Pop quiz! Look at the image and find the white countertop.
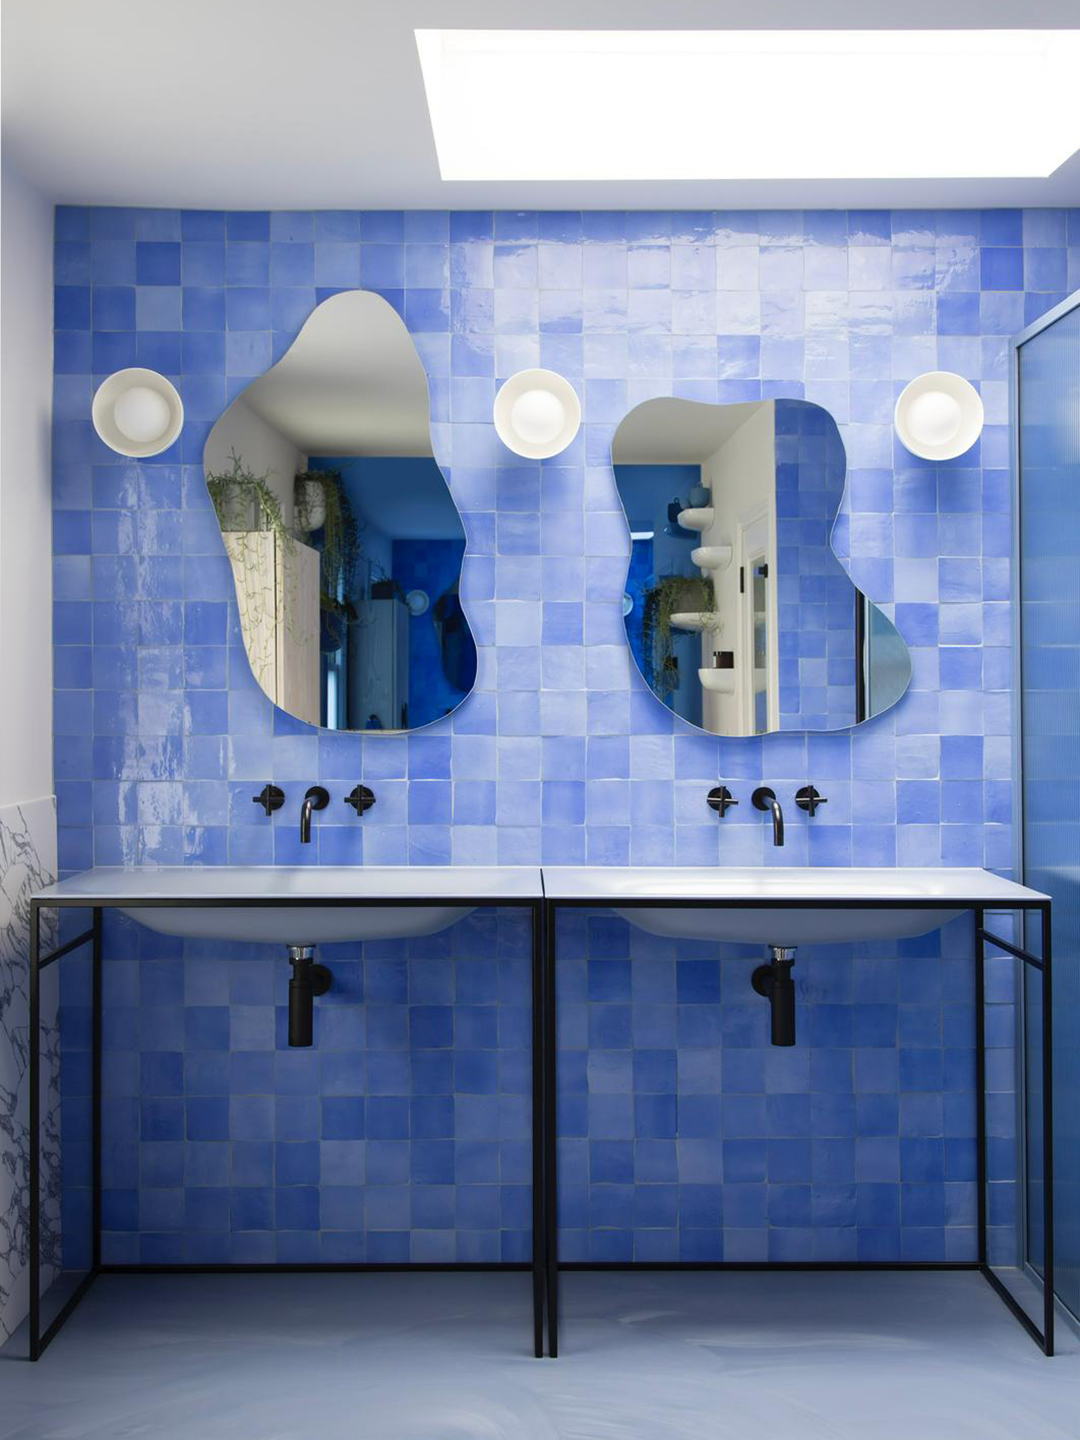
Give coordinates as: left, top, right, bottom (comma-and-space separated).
540, 866, 1049, 906
34, 865, 544, 904
34, 864, 1047, 908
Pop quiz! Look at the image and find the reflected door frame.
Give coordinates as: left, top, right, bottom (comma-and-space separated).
736, 504, 779, 735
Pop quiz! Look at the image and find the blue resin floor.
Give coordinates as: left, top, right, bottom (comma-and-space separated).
2, 1271, 1076, 1439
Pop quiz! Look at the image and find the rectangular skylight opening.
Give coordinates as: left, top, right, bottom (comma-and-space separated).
415, 29, 1080, 181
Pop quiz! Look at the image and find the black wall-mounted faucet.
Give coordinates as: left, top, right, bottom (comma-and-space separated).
300, 785, 329, 843
752, 786, 784, 847
795, 785, 827, 817
253, 784, 284, 816
344, 784, 376, 816
706, 785, 739, 818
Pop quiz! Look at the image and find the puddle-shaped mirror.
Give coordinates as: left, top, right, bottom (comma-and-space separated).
204, 291, 475, 731
613, 397, 910, 736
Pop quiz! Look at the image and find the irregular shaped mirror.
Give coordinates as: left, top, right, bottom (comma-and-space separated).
204, 291, 475, 731
613, 397, 910, 736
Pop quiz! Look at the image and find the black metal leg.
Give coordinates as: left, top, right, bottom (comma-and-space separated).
92, 908, 103, 1271
29, 901, 41, 1361
25, 906, 100, 1360
1041, 905, 1054, 1357
976, 904, 1056, 1355
544, 900, 559, 1357
531, 900, 545, 1358
26, 899, 556, 1359
975, 908, 986, 1266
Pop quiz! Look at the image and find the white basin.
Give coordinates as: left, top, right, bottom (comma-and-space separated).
35, 864, 1047, 953
120, 904, 472, 946
33, 866, 547, 947
542, 866, 1048, 950
613, 905, 962, 947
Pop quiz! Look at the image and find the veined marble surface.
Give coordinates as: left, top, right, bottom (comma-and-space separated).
0, 795, 59, 1341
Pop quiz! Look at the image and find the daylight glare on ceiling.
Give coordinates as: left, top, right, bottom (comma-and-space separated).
415, 29, 1080, 181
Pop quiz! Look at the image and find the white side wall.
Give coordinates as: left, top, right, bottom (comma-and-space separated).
203, 394, 303, 528
0, 157, 59, 1341
1, 156, 54, 807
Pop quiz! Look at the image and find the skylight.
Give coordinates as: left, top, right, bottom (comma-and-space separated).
415, 29, 1080, 181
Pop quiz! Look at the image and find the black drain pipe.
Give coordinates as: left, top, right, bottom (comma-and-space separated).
752, 946, 796, 1046
287, 945, 332, 1047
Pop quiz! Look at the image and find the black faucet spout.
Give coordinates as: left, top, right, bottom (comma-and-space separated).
300, 785, 330, 843
752, 786, 784, 846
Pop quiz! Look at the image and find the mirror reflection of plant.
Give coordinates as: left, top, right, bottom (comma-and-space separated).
641, 573, 717, 696
294, 470, 362, 624
208, 455, 317, 678
206, 451, 292, 549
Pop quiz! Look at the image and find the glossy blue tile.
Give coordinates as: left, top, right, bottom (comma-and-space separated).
136, 242, 181, 285
60, 207, 1039, 1262
55, 286, 91, 329
182, 286, 226, 330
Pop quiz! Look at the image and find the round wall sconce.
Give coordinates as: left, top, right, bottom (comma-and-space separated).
493, 368, 581, 459
92, 367, 184, 458
894, 371, 984, 462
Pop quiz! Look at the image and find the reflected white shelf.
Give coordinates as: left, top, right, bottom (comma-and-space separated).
699, 666, 736, 694
670, 611, 721, 632
691, 544, 732, 572
676, 506, 714, 531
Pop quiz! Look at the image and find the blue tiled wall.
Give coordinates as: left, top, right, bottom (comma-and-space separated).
64, 909, 533, 1266
53, 206, 1074, 1261
557, 911, 1019, 1264
53, 205, 1079, 871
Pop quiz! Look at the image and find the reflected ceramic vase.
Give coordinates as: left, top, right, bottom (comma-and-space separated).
216, 480, 258, 532
294, 478, 327, 534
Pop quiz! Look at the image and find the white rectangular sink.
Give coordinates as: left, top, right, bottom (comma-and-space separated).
33, 866, 543, 946
34, 864, 1046, 951
541, 866, 1047, 947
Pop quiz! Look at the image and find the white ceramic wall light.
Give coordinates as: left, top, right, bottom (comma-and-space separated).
493, 368, 581, 459
894, 371, 984, 462
92, 368, 184, 457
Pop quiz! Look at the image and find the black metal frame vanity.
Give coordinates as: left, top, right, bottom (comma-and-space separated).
539, 889, 1055, 1359
26, 874, 1055, 1363
26, 886, 548, 1361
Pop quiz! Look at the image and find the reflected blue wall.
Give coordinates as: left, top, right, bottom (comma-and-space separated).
615, 463, 702, 728
394, 537, 473, 722
311, 455, 473, 729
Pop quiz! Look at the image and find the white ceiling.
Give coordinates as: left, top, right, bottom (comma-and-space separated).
3, 0, 1079, 209
614, 398, 764, 465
